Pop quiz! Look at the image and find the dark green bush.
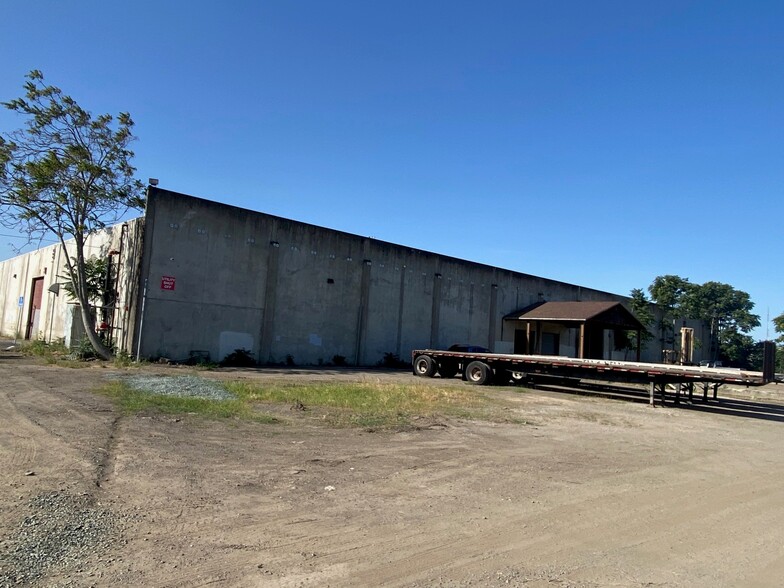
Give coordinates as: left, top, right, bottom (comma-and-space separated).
220, 348, 256, 367
72, 337, 100, 360
379, 352, 408, 368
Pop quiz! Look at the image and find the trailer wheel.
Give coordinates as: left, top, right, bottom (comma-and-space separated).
511, 371, 526, 382
464, 361, 493, 385
438, 362, 458, 379
413, 355, 438, 377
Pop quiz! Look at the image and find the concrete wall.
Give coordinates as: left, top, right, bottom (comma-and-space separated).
136, 188, 686, 365
0, 220, 144, 351
0, 188, 712, 365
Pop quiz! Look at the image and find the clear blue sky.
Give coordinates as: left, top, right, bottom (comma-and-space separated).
2, 1, 782, 340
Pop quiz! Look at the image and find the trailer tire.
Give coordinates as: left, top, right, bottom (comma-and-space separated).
464, 361, 493, 385
413, 355, 438, 377
511, 371, 526, 382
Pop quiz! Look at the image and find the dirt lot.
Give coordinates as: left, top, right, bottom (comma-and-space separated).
2, 350, 784, 587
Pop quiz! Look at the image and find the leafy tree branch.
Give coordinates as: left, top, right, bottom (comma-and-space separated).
1, 70, 144, 359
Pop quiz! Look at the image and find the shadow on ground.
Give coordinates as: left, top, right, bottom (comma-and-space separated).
523, 377, 784, 424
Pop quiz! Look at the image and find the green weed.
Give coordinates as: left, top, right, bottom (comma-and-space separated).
113, 350, 136, 368
19, 339, 70, 363
93, 377, 528, 429
225, 380, 516, 428
19, 338, 68, 356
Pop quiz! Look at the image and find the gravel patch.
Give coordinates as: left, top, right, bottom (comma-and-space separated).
119, 375, 235, 400
0, 492, 123, 587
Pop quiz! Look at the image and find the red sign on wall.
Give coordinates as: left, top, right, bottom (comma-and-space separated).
161, 276, 176, 290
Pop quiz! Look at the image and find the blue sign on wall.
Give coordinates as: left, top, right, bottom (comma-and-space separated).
18, 296, 23, 307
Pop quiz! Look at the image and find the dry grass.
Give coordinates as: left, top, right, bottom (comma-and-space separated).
226, 380, 528, 428
92, 375, 530, 429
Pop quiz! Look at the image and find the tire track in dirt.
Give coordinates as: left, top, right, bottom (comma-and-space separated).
103, 419, 652, 586
0, 365, 115, 489
0, 359, 129, 586
225, 416, 760, 584
97, 424, 482, 586
146, 433, 546, 586
0, 379, 40, 471
0, 391, 39, 467
343, 458, 784, 586
112, 415, 784, 588
5, 432, 38, 469
105, 405, 782, 587
0, 374, 51, 534
5, 357, 784, 587
95, 414, 123, 488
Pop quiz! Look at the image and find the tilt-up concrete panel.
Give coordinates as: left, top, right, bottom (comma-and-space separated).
135, 187, 693, 365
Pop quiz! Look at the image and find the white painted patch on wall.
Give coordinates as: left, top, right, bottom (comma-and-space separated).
219, 331, 254, 362
63, 305, 75, 348
309, 334, 322, 346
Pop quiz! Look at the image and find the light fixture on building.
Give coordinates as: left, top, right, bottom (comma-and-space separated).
148, 178, 159, 186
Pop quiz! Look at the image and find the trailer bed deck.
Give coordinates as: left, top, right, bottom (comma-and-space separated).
411, 349, 768, 406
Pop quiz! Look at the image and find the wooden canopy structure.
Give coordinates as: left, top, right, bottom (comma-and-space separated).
504, 301, 647, 361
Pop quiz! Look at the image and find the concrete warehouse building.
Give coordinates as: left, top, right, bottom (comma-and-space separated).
0, 186, 712, 366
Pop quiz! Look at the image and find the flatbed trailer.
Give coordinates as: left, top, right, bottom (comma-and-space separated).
411, 349, 770, 406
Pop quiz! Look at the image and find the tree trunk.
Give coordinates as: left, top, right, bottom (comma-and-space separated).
77, 300, 113, 360
67, 238, 114, 361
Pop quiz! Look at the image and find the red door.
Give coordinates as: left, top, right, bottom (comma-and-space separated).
25, 277, 44, 340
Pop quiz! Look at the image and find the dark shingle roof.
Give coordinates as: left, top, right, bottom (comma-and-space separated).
505, 301, 644, 330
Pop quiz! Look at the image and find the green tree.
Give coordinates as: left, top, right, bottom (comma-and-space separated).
773, 311, 784, 344
648, 274, 692, 313
62, 256, 109, 304
646, 274, 760, 367
719, 330, 757, 367
685, 281, 760, 364
648, 274, 692, 347
627, 287, 655, 352
773, 311, 784, 372
0, 71, 144, 359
